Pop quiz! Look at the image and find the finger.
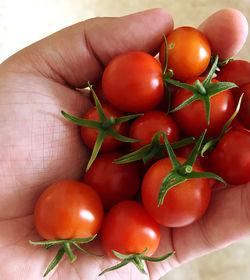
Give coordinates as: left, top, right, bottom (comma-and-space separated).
173, 182, 250, 263
198, 8, 248, 60
6, 9, 173, 88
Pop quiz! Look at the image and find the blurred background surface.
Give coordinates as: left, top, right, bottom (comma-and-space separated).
0, 1, 249, 279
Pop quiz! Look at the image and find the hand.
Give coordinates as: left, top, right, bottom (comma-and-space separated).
0, 8, 249, 280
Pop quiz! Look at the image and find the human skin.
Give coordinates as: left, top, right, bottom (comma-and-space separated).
0, 8, 249, 280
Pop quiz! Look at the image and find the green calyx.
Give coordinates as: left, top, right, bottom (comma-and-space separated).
157, 130, 226, 206
114, 131, 195, 165
201, 93, 244, 156
162, 34, 172, 114
61, 82, 141, 170
99, 248, 175, 276
29, 235, 102, 277
163, 55, 238, 125
209, 56, 234, 69
29, 235, 103, 277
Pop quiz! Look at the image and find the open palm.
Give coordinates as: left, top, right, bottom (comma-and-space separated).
0, 8, 249, 280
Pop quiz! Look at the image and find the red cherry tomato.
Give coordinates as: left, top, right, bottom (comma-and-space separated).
102, 51, 164, 113
101, 201, 160, 257
172, 77, 235, 137
210, 129, 250, 185
234, 83, 250, 130
217, 60, 250, 94
141, 157, 211, 227
81, 103, 129, 152
231, 118, 250, 133
34, 180, 104, 240
84, 153, 141, 210
159, 26, 211, 80
129, 110, 179, 151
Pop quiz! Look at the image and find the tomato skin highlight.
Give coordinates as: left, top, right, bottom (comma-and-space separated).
84, 153, 141, 210
102, 51, 164, 113
210, 129, 250, 185
141, 157, 211, 227
81, 103, 129, 152
159, 26, 211, 80
129, 110, 179, 151
34, 180, 104, 240
172, 77, 235, 138
101, 201, 160, 258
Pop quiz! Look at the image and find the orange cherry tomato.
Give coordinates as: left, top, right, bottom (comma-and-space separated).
159, 26, 211, 80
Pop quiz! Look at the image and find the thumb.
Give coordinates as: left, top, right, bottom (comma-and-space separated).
199, 8, 248, 60
5, 8, 173, 88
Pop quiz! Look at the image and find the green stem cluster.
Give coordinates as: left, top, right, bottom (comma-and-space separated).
30, 235, 101, 277
157, 130, 226, 205
61, 82, 141, 170
114, 131, 195, 164
99, 248, 175, 276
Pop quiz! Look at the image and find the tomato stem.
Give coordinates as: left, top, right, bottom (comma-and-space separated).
61, 82, 140, 170
162, 34, 168, 75
29, 234, 101, 277
178, 165, 192, 175
43, 247, 65, 277
157, 130, 226, 205
201, 93, 244, 156
63, 242, 76, 262
164, 55, 237, 125
194, 80, 206, 95
113, 133, 195, 165
99, 248, 174, 276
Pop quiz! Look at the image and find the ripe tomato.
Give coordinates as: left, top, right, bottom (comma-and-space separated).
231, 118, 250, 133
234, 83, 250, 130
81, 103, 129, 152
172, 77, 235, 137
217, 60, 250, 94
102, 51, 164, 113
210, 129, 250, 185
101, 201, 160, 257
129, 110, 179, 151
84, 153, 141, 210
34, 180, 104, 240
159, 26, 211, 80
141, 157, 211, 227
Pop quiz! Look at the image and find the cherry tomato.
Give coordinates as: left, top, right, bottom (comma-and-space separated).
102, 51, 164, 113
34, 180, 104, 240
84, 153, 141, 210
129, 110, 179, 151
81, 103, 129, 152
210, 129, 250, 185
101, 201, 160, 257
231, 118, 250, 133
172, 77, 235, 137
234, 83, 250, 130
141, 157, 211, 227
217, 60, 250, 94
159, 26, 211, 80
